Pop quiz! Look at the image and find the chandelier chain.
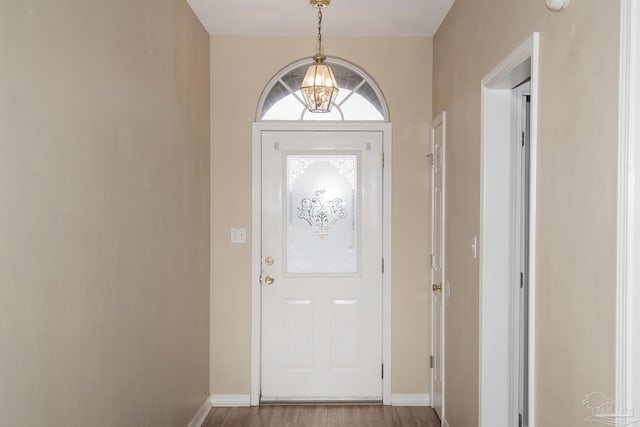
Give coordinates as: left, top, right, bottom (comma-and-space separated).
301, 0, 337, 113
317, 8, 323, 52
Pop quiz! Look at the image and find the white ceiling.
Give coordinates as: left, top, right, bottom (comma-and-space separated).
186, 0, 455, 37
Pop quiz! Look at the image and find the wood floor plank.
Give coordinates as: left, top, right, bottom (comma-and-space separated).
326, 405, 395, 427
201, 404, 439, 427
394, 406, 441, 427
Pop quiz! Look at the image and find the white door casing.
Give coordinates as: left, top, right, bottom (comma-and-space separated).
430, 112, 446, 422
479, 34, 539, 427
617, 0, 640, 420
250, 122, 393, 405
260, 130, 382, 400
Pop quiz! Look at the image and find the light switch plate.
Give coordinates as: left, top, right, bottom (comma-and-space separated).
471, 236, 478, 259
231, 228, 247, 244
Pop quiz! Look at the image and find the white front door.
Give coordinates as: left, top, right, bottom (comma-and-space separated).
431, 113, 446, 421
260, 130, 383, 401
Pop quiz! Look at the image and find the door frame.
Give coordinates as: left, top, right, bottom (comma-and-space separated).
479, 33, 539, 427
512, 81, 531, 427
250, 121, 393, 405
429, 112, 446, 424
616, 0, 640, 419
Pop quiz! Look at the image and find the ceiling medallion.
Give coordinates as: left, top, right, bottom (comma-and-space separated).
309, 0, 330, 8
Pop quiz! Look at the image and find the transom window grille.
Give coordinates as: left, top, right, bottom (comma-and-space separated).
257, 58, 389, 122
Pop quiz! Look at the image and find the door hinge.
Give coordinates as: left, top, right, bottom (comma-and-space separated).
381, 364, 384, 379
520, 272, 524, 289
521, 130, 525, 147
519, 413, 523, 427
382, 257, 385, 273
430, 355, 434, 369
382, 153, 385, 168
430, 254, 435, 269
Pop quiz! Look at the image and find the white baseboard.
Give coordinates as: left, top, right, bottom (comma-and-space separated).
209, 394, 252, 407
209, 393, 431, 408
187, 397, 212, 427
390, 394, 432, 406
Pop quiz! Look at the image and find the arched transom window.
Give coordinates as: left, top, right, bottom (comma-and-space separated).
257, 58, 389, 122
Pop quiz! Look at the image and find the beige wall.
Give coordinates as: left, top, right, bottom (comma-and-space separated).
210, 36, 433, 394
0, 1, 210, 426
433, 1, 618, 426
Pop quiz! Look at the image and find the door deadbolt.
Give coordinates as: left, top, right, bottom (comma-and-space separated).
265, 256, 274, 266
432, 283, 442, 291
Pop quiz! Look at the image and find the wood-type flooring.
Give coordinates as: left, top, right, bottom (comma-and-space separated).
201, 404, 440, 427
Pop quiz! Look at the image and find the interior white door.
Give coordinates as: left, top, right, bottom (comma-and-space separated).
260, 130, 383, 401
514, 82, 531, 427
430, 113, 446, 420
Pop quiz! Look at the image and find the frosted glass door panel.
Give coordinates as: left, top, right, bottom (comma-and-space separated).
286, 154, 359, 274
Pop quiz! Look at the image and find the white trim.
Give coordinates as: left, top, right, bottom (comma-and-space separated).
187, 397, 212, 427
251, 121, 393, 406
382, 123, 393, 406
390, 394, 432, 407
616, 0, 630, 415
617, 0, 640, 420
528, 33, 540, 427
479, 33, 539, 427
430, 111, 446, 422
260, 396, 382, 403
210, 395, 252, 408
442, 419, 451, 427
251, 122, 262, 406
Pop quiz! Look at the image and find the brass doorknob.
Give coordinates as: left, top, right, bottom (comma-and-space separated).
432, 283, 442, 291
264, 275, 275, 285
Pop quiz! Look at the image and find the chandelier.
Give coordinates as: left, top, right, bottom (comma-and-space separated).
300, 0, 339, 113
